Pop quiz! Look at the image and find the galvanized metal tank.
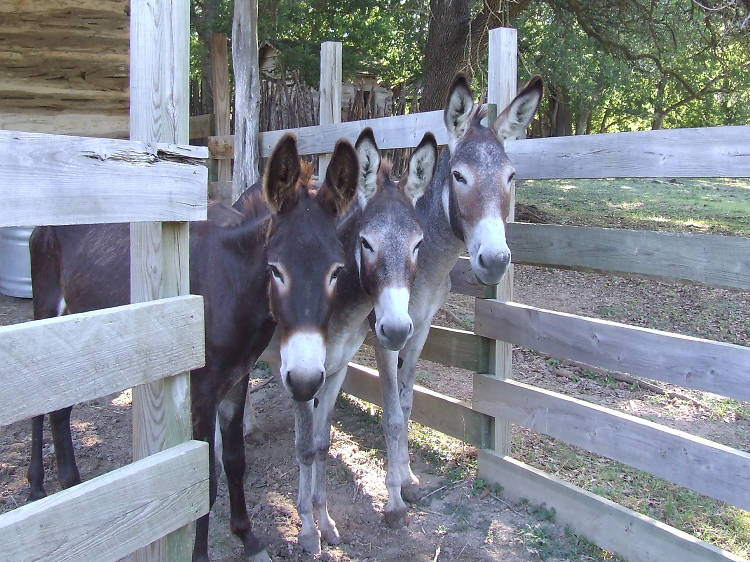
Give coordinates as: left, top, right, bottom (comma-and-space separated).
0, 226, 34, 298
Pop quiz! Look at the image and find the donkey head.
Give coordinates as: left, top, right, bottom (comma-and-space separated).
265, 134, 358, 401
442, 74, 543, 284
354, 128, 438, 350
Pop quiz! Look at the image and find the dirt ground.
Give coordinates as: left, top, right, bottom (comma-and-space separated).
1, 263, 748, 560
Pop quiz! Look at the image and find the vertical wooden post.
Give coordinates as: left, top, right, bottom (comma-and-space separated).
129, 0, 193, 559
210, 32, 232, 202
318, 41, 342, 178
478, 27, 517, 456
232, 0, 260, 203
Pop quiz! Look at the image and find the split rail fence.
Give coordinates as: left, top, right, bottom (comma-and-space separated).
240, 31, 750, 561
0, 1, 209, 560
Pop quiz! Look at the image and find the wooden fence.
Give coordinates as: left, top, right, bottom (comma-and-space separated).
235, 32, 750, 561
0, 1, 209, 560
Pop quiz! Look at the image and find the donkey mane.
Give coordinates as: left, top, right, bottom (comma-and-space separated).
472, 104, 488, 125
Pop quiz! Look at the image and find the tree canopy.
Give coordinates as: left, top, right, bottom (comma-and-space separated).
190, 0, 750, 134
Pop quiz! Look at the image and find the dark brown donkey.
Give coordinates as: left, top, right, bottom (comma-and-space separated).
27, 134, 359, 561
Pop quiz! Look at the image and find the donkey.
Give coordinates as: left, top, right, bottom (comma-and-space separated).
27, 134, 359, 561
259, 128, 437, 553
372, 75, 544, 527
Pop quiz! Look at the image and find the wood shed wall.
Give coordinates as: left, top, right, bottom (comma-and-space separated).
0, 0, 130, 138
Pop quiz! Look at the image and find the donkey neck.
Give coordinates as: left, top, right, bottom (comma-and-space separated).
415, 148, 466, 275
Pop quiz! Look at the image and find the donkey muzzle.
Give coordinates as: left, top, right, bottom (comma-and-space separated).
279, 331, 327, 402
374, 287, 414, 351
467, 217, 511, 285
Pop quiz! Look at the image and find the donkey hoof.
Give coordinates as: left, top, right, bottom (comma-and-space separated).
298, 530, 322, 554
321, 525, 341, 546
384, 507, 408, 529
247, 548, 271, 562
28, 488, 47, 502
401, 482, 421, 503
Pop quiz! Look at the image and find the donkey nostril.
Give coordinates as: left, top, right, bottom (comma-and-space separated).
319, 371, 325, 385
478, 253, 486, 268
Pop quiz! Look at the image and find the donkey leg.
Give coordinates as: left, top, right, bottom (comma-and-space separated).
293, 399, 321, 554
27, 414, 47, 500
374, 345, 409, 528
49, 406, 81, 490
395, 323, 431, 503
191, 383, 217, 562
218, 374, 269, 561
311, 368, 347, 545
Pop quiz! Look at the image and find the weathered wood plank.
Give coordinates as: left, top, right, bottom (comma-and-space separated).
482, 28, 518, 456
474, 300, 750, 402
507, 223, 750, 290
474, 377, 750, 510
0, 130, 207, 227
0, 111, 129, 138
210, 124, 750, 181
363, 325, 484, 371
342, 364, 489, 447
318, 41, 342, 178
129, 1, 195, 558
211, 33, 232, 192
0, 441, 210, 562
505, 125, 750, 179
0, 296, 205, 427
478, 451, 744, 562
231, 0, 261, 202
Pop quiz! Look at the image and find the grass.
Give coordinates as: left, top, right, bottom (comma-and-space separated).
516, 177, 750, 237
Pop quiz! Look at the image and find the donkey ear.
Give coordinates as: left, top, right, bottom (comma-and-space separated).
317, 140, 359, 216
491, 75, 543, 142
402, 132, 437, 205
444, 74, 474, 152
355, 127, 381, 208
264, 134, 301, 213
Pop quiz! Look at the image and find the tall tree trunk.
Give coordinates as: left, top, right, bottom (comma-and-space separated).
421, 0, 472, 111
549, 86, 573, 136
232, 0, 261, 201
420, 0, 532, 111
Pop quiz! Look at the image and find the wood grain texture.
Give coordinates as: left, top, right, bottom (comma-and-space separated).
189, 114, 214, 140
0, 296, 205, 427
474, 377, 750, 510
478, 451, 744, 562
0, 130, 207, 227
0, 110, 129, 138
342, 364, 489, 447
507, 223, 750, 289
231, 0, 261, 202
129, 1, 195, 558
506, 125, 750, 179
482, 27, 517, 455
0, 441, 210, 562
318, 42, 342, 178
474, 299, 750, 402
210, 124, 750, 181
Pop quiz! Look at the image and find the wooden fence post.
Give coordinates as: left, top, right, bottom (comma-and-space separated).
129, 0, 194, 559
210, 32, 232, 202
477, 27, 518, 456
318, 41, 342, 178
232, 0, 260, 203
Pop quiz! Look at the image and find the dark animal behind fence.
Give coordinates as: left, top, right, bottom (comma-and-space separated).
27, 134, 359, 561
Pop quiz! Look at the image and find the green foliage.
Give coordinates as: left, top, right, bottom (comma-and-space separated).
258, 0, 428, 86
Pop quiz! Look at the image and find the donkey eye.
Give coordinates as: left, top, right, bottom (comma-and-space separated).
331, 266, 344, 281
361, 237, 374, 252
268, 264, 284, 283
413, 240, 423, 255
452, 170, 467, 184
507, 171, 516, 183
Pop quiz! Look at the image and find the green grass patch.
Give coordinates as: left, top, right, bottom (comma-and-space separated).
517, 177, 750, 236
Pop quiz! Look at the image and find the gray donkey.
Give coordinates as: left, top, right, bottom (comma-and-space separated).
265, 128, 438, 554
373, 74, 544, 528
